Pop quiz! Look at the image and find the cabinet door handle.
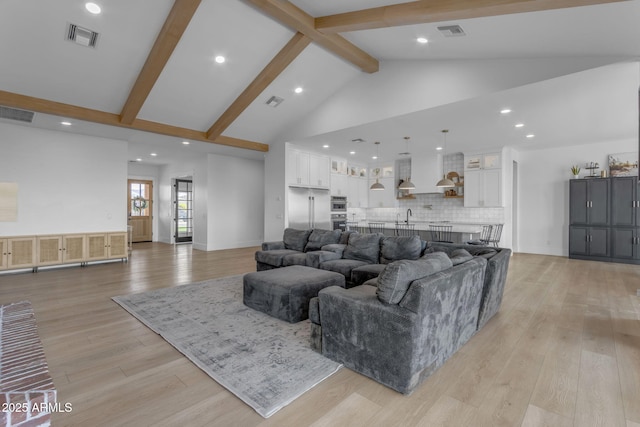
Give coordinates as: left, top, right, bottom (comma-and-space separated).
586, 201, 590, 208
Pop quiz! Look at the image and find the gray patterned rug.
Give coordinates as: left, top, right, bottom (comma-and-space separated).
112, 274, 341, 418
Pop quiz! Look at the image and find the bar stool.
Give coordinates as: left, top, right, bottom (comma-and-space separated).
487, 224, 503, 247
368, 222, 386, 234
345, 221, 359, 232
467, 224, 493, 246
429, 224, 453, 243
395, 223, 416, 237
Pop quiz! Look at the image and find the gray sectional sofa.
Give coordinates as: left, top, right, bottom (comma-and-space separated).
253, 227, 511, 394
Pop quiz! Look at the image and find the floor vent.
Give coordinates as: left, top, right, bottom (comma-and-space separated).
437, 25, 466, 37
67, 23, 99, 48
0, 106, 35, 123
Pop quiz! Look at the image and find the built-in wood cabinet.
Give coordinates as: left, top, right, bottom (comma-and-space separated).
330, 173, 348, 196
0, 232, 127, 273
569, 177, 640, 264
464, 152, 503, 207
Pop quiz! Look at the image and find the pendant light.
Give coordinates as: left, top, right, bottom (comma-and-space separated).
370, 141, 385, 191
398, 136, 416, 190
436, 129, 455, 188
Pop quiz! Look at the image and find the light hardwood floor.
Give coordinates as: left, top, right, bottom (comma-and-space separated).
0, 243, 639, 427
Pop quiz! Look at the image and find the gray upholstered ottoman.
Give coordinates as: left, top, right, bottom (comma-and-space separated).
243, 265, 345, 323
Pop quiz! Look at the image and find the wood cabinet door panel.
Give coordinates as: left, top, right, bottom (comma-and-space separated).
570, 180, 589, 224
63, 235, 86, 263
588, 179, 609, 225
0, 239, 7, 270
86, 234, 107, 260
8, 237, 36, 268
108, 233, 128, 259
37, 236, 63, 266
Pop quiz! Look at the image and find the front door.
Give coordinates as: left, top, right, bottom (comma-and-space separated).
128, 179, 153, 242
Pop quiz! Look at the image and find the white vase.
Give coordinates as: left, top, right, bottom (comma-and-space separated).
573, 174, 579, 179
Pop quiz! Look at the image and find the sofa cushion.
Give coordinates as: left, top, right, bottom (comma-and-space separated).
343, 233, 382, 264
376, 252, 453, 304
283, 228, 312, 252
466, 247, 498, 259
305, 229, 342, 252
319, 259, 369, 281
449, 248, 473, 265
351, 264, 387, 287
380, 235, 422, 264
255, 249, 302, 267
339, 230, 356, 245
282, 252, 308, 267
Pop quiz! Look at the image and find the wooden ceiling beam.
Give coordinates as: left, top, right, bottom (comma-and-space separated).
119, 0, 202, 125
0, 90, 268, 152
206, 32, 311, 141
242, 0, 379, 73
315, 0, 630, 33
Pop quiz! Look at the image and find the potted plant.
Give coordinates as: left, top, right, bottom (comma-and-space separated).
570, 165, 580, 179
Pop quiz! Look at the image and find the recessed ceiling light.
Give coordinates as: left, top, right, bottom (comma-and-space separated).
182, 141, 190, 145
417, 37, 428, 44
526, 134, 535, 138
349, 151, 356, 155
215, 56, 225, 64
500, 109, 512, 114
436, 146, 443, 151
515, 123, 524, 128
85, 2, 101, 14
294, 87, 303, 94
61, 121, 72, 126
136, 158, 142, 162
322, 144, 329, 148
372, 155, 378, 160
150, 153, 157, 157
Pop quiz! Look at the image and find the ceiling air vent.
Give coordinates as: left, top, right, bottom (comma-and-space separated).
0, 106, 35, 123
67, 23, 99, 48
265, 96, 284, 108
437, 25, 466, 37
351, 138, 365, 143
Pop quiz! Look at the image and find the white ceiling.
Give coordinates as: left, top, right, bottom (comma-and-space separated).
0, 0, 639, 167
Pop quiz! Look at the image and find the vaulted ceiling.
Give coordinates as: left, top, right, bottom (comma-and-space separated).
0, 0, 638, 165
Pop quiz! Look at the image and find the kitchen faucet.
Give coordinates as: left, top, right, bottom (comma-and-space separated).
406, 208, 412, 224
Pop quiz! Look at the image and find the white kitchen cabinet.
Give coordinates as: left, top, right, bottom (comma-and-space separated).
288, 148, 330, 189
411, 154, 443, 193
331, 173, 348, 196
287, 149, 310, 186
309, 154, 330, 188
347, 177, 369, 208
464, 169, 502, 207
464, 152, 503, 207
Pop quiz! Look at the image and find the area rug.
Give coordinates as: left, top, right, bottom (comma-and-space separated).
112, 274, 340, 418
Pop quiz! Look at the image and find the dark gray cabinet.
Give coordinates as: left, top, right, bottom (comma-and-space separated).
569, 226, 609, 257
569, 178, 609, 225
611, 228, 639, 260
569, 177, 640, 264
611, 176, 640, 226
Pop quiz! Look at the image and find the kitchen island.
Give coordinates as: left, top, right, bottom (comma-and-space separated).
345, 221, 486, 244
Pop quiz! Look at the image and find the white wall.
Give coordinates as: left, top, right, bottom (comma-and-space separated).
517, 138, 637, 256
206, 154, 265, 250
0, 123, 127, 236
263, 141, 286, 241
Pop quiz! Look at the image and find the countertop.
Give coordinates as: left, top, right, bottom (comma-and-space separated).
350, 221, 487, 233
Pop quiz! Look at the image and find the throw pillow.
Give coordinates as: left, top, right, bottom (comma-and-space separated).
283, 228, 312, 252
377, 252, 453, 304
343, 233, 383, 264
467, 247, 498, 259
449, 248, 473, 265
305, 229, 342, 251
380, 235, 422, 264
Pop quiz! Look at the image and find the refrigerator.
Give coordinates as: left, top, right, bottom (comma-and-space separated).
288, 187, 331, 230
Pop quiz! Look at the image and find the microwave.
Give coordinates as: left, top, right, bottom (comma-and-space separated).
330, 196, 347, 212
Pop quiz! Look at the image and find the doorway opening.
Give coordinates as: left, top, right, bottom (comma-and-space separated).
174, 179, 193, 243
128, 179, 153, 242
